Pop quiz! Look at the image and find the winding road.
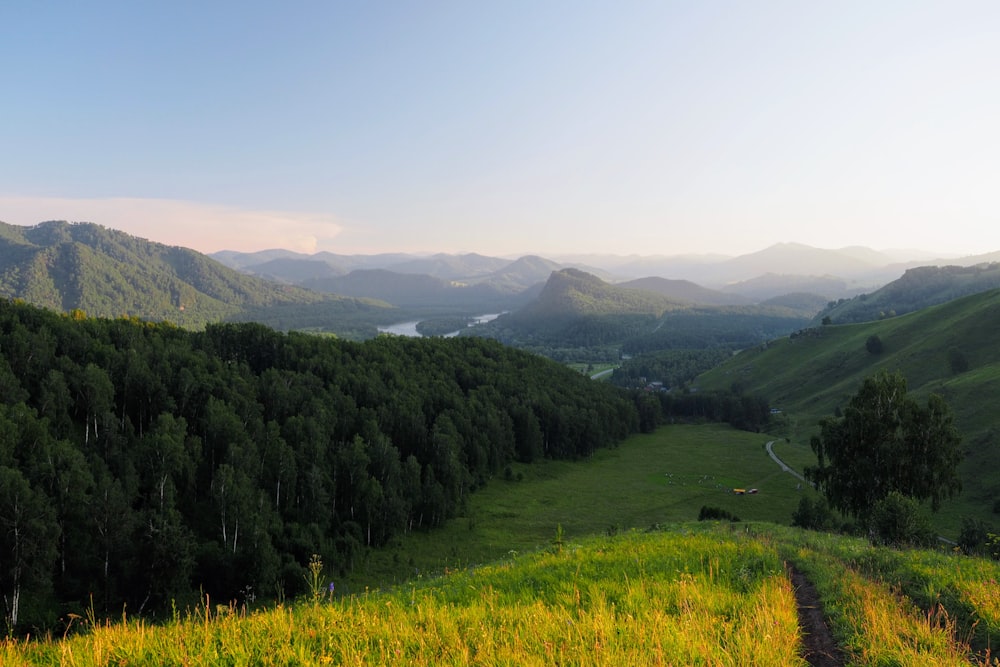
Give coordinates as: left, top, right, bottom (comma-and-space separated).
765, 440, 813, 486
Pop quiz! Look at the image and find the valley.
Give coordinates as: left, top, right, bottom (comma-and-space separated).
2, 220, 1000, 664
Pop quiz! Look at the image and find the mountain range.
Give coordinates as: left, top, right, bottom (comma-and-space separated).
0, 220, 391, 329
212, 241, 1000, 306
4, 219, 1000, 338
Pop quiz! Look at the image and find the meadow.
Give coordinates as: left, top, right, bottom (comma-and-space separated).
347, 424, 823, 592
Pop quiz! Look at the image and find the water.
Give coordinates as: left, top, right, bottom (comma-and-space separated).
378, 313, 503, 338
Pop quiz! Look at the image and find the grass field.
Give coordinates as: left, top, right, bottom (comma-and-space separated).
346, 423, 823, 593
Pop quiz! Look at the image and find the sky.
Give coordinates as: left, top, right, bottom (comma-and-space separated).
2, 1, 999, 258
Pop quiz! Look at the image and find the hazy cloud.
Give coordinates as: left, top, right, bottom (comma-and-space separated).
0, 196, 344, 254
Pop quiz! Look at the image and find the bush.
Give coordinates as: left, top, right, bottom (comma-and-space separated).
957, 517, 993, 557
698, 506, 740, 522
868, 492, 934, 547
791, 496, 839, 532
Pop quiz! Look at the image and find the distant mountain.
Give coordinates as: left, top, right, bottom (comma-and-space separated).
212, 249, 422, 278
213, 242, 1000, 308
485, 268, 812, 351
0, 220, 386, 328
758, 292, 830, 316
551, 252, 729, 281
713, 243, 887, 283
512, 268, 689, 321
386, 253, 511, 280
248, 257, 345, 283
814, 262, 1000, 325
618, 277, 751, 306
300, 267, 542, 310
721, 273, 861, 302
474, 255, 561, 293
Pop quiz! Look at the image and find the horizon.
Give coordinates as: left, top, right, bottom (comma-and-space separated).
1, 218, 977, 265
3, 3, 999, 258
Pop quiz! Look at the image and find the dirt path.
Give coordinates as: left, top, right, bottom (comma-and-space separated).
788, 565, 845, 667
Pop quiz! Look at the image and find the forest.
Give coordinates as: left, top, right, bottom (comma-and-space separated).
0, 298, 768, 634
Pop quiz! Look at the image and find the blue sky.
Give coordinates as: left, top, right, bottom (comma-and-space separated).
2, 1, 999, 257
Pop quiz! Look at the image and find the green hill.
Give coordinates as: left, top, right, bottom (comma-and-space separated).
514, 268, 688, 320
0, 220, 390, 330
695, 287, 1000, 526
815, 262, 1000, 324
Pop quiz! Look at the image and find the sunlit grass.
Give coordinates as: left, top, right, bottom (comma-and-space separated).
2, 527, 805, 666
5, 523, 999, 665
762, 524, 1000, 665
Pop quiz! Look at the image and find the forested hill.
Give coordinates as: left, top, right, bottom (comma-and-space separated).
513, 268, 689, 320
0, 299, 639, 630
0, 220, 384, 328
814, 262, 1000, 324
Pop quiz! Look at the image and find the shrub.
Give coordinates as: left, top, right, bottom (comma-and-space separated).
957, 517, 993, 557
698, 506, 740, 522
868, 492, 934, 547
791, 496, 839, 532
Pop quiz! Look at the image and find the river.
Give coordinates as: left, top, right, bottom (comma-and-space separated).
377, 313, 504, 338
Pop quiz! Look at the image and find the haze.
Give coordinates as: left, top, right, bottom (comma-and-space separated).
2, 1, 998, 258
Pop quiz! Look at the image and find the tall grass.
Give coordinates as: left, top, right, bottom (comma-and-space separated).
2, 527, 805, 666
5, 521, 998, 665
762, 524, 1000, 666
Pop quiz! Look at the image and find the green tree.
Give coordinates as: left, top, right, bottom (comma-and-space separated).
868, 491, 934, 547
0, 467, 60, 630
806, 370, 962, 523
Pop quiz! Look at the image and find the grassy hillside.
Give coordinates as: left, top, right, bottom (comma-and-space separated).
5, 523, 996, 665
815, 262, 1000, 324
695, 288, 1000, 527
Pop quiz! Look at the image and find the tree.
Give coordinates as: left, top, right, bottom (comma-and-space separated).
806, 370, 962, 523
0, 467, 60, 631
868, 491, 934, 547
865, 334, 883, 355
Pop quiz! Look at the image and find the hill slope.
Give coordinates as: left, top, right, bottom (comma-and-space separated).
814, 262, 1000, 324
618, 276, 752, 306
0, 220, 385, 328
696, 288, 1000, 525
